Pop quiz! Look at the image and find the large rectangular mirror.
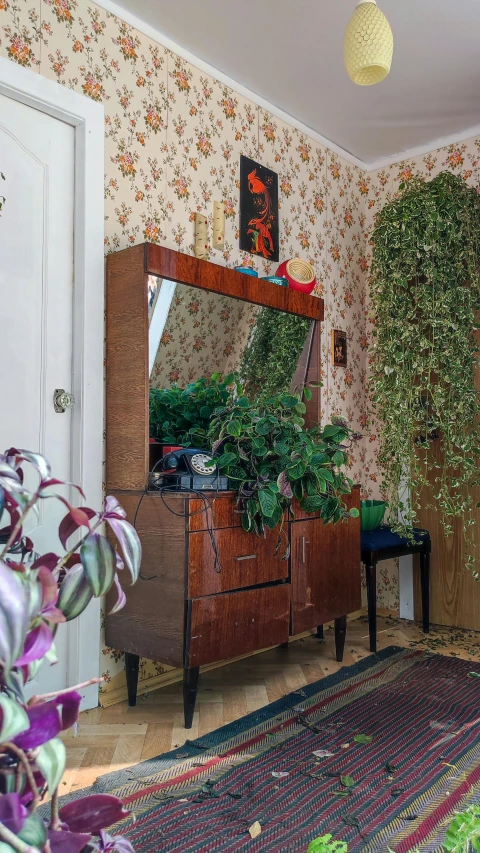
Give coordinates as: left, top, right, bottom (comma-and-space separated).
148, 276, 312, 400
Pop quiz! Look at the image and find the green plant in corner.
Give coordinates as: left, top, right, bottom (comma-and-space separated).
370, 171, 480, 571
443, 805, 480, 852
307, 835, 348, 853
208, 389, 358, 548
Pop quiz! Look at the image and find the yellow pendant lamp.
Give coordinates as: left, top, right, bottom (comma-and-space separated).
344, 0, 394, 86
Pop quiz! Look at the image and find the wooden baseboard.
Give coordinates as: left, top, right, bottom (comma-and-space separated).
99, 610, 367, 708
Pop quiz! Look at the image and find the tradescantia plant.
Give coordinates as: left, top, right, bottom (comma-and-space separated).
208, 390, 359, 546
370, 172, 480, 569
0, 448, 141, 853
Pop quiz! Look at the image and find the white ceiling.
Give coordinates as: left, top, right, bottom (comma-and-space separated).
108, 0, 480, 167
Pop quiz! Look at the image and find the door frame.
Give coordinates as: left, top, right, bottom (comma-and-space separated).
0, 57, 105, 709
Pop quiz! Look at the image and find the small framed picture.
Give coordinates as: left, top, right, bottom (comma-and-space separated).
331, 329, 347, 367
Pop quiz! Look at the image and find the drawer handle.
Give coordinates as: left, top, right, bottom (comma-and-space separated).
234, 554, 257, 561
301, 536, 309, 564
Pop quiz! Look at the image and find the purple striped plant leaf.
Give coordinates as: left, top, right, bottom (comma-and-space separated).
105, 517, 142, 584
109, 573, 126, 615
80, 533, 116, 597
0, 561, 32, 673
60, 794, 130, 834
59, 506, 96, 549
0, 793, 27, 835
48, 830, 92, 853
104, 495, 127, 520
14, 621, 54, 667
57, 563, 93, 621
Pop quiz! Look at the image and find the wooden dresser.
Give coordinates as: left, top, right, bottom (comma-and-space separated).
105, 244, 361, 727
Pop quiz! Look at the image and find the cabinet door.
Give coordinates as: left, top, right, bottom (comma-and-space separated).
291, 494, 361, 634
186, 585, 290, 668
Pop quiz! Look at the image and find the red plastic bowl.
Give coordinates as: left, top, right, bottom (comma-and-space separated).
276, 259, 316, 295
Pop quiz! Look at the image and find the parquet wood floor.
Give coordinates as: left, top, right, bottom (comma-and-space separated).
60, 616, 480, 797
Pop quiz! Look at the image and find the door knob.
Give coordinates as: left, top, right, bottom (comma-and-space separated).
53, 389, 75, 413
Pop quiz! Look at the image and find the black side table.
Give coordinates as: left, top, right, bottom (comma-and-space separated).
361, 526, 431, 653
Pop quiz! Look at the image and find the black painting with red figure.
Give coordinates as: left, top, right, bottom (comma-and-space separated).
240, 154, 279, 262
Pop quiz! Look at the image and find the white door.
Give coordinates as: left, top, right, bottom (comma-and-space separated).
0, 93, 75, 696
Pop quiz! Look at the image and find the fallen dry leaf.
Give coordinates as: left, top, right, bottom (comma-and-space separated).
313, 750, 335, 758
271, 772, 290, 779
249, 821, 262, 839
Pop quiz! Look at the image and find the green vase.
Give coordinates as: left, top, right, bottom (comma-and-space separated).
360, 500, 386, 532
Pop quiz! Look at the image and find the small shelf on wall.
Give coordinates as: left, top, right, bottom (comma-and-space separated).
145, 245, 324, 322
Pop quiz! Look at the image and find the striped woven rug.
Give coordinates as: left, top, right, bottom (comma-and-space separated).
73, 647, 480, 851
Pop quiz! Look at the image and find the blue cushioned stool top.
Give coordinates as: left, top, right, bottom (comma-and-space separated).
361, 525, 430, 553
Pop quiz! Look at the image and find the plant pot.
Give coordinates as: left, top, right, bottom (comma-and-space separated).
360, 500, 386, 531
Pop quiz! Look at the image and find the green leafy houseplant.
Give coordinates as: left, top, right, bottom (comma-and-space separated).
149, 373, 236, 447
370, 171, 480, 568
239, 308, 311, 400
208, 390, 359, 542
307, 835, 348, 853
444, 806, 480, 853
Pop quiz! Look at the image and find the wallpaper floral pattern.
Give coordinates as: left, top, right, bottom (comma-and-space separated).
150, 282, 257, 388
7, 0, 472, 697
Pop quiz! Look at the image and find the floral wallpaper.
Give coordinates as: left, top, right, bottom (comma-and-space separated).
5, 0, 459, 698
150, 282, 257, 388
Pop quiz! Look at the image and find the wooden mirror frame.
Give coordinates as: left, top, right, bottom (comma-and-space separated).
106, 243, 324, 493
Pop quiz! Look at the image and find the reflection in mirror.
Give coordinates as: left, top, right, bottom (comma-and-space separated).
148, 276, 311, 397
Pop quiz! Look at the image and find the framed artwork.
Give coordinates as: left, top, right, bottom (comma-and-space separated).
239, 155, 279, 262
331, 329, 347, 367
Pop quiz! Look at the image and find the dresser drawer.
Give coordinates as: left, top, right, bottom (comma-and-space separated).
186, 585, 290, 668
188, 526, 288, 597
188, 493, 241, 531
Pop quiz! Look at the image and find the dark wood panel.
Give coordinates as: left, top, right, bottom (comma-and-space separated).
105, 492, 186, 667
186, 585, 290, 668
188, 527, 288, 597
188, 493, 241, 532
291, 489, 361, 634
145, 244, 323, 321
415, 435, 480, 628
106, 245, 149, 491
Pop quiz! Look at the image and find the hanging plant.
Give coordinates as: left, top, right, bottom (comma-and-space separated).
239, 307, 311, 399
370, 171, 480, 570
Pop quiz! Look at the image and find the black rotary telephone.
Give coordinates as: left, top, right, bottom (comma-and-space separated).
150, 448, 229, 491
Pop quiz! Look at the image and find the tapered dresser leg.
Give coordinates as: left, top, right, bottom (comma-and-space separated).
316, 625, 324, 640
334, 616, 347, 663
183, 667, 200, 729
125, 652, 140, 707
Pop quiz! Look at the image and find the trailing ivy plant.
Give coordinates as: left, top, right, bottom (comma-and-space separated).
239, 308, 311, 399
208, 390, 358, 548
370, 171, 480, 570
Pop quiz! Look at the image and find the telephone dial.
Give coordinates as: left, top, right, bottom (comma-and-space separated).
150, 448, 229, 491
